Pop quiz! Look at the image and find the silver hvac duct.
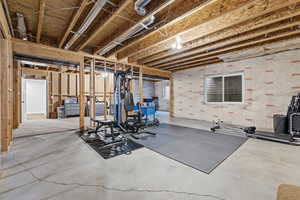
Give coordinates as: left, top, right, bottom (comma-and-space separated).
135, 0, 151, 16
16, 13, 27, 40
99, 15, 155, 55
64, 0, 108, 49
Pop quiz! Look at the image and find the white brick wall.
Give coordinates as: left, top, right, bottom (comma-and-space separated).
173, 49, 300, 130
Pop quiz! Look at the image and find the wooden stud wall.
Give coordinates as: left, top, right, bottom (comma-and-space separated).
1, 39, 13, 152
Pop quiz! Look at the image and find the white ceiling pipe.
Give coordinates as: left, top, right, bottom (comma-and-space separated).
64, 0, 108, 49
135, 0, 152, 16
99, 15, 155, 55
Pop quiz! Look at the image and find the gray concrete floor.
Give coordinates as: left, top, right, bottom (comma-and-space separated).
1, 112, 300, 200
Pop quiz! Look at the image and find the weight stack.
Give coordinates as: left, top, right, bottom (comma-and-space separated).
273, 114, 288, 135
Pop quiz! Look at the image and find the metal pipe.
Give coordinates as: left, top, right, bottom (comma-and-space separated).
135, 0, 151, 16
64, 0, 108, 49
99, 15, 155, 55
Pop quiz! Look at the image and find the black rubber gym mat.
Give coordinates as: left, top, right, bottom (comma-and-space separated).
78, 133, 144, 159
135, 123, 247, 174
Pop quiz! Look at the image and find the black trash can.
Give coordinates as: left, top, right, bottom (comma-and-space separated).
273, 114, 288, 135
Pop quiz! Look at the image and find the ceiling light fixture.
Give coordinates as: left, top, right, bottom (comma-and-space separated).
172, 36, 183, 50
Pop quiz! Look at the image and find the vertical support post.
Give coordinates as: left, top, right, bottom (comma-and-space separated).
79, 59, 85, 131
90, 58, 96, 127
104, 61, 107, 120
1, 39, 13, 152
130, 66, 134, 94
169, 74, 174, 117
58, 72, 62, 106
13, 60, 21, 128
139, 66, 143, 104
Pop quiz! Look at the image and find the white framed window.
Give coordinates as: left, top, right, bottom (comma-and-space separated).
205, 72, 244, 104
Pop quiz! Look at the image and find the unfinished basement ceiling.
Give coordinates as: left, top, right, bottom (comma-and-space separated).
5, 0, 300, 71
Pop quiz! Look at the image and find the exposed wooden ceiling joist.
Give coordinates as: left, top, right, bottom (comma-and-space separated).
58, 0, 90, 48
129, 0, 300, 64
36, 0, 47, 43
141, 7, 300, 65
93, 0, 177, 55
116, 0, 252, 60
0, 1, 11, 38
156, 27, 300, 69
153, 14, 300, 68
168, 58, 223, 71
77, 0, 132, 51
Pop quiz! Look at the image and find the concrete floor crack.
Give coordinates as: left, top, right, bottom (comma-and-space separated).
18, 160, 226, 200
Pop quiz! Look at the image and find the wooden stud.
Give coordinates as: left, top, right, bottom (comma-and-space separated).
169, 74, 174, 117
79, 60, 85, 130
36, 0, 47, 43
12, 39, 171, 79
104, 61, 107, 120
1, 39, 13, 152
90, 58, 95, 127
138, 66, 143, 104
13, 60, 21, 128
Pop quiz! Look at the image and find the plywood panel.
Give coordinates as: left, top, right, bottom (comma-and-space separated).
84, 74, 90, 95
61, 73, 68, 95
94, 75, 102, 95
52, 72, 59, 95
69, 74, 77, 96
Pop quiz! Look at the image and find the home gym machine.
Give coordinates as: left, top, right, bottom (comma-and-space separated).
244, 93, 300, 144
85, 65, 159, 148
113, 67, 159, 139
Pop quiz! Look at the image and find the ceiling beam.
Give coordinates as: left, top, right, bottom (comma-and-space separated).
36, 0, 47, 43
152, 16, 300, 68
159, 57, 221, 70
169, 58, 223, 71
58, 0, 89, 48
11, 39, 171, 78
0, 1, 11, 38
141, 7, 300, 65
77, 0, 132, 51
154, 28, 300, 69
164, 57, 221, 70
93, 0, 176, 55
128, 0, 300, 63
116, 0, 253, 60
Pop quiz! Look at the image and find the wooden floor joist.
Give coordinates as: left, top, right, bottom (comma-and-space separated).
142, 8, 300, 65
154, 19, 300, 68
93, 0, 177, 55
36, 0, 47, 43
58, 0, 89, 48
162, 29, 300, 70
116, 0, 252, 60
129, 0, 300, 63
78, 0, 132, 51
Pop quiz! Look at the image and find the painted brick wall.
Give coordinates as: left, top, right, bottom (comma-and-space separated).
173, 50, 300, 130
133, 80, 155, 103
155, 81, 169, 111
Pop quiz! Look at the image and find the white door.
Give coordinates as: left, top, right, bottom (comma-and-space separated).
23, 79, 47, 120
